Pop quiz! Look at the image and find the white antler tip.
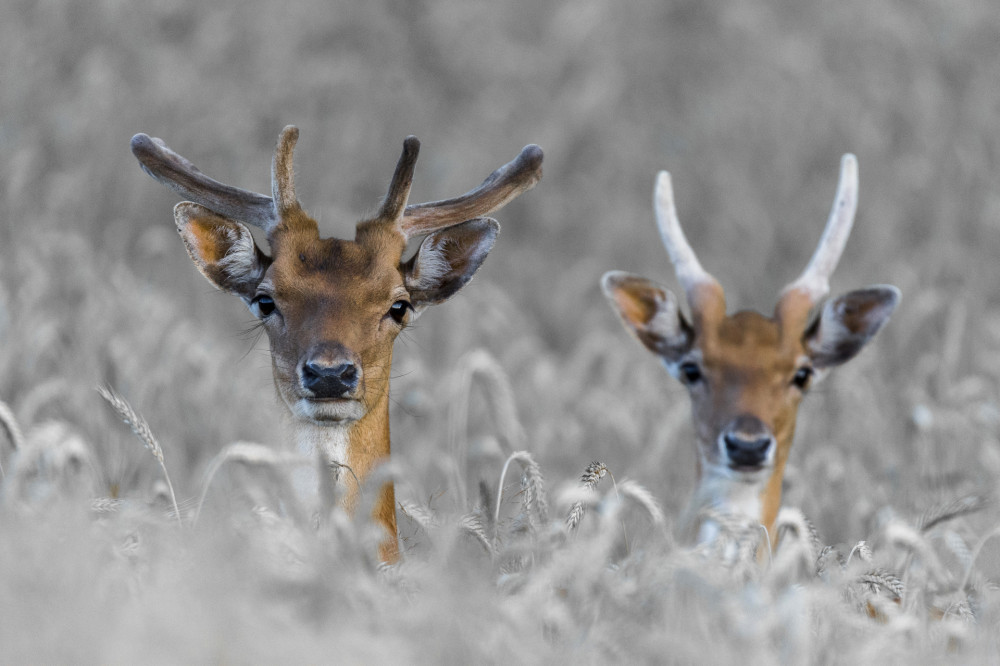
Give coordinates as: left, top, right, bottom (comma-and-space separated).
840, 153, 858, 188
654, 170, 675, 207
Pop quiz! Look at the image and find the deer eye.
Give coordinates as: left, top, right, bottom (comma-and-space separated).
792, 367, 813, 390
388, 300, 411, 325
678, 362, 702, 384
251, 294, 276, 319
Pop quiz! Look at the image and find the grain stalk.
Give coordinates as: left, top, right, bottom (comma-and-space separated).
97, 385, 181, 527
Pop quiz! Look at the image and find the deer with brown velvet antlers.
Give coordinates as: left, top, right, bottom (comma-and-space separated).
131, 127, 542, 562
603, 154, 899, 553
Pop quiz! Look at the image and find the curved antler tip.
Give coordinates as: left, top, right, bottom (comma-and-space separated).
278, 125, 299, 145
654, 170, 675, 206
130, 133, 154, 156
519, 144, 544, 170
840, 153, 858, 180
402, 135, 421, 158
521, 143, 544, 160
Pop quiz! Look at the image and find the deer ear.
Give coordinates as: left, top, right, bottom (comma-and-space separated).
805, 286, 900, 368
601, 271, 693, 362
403, 217, 498, 309
174, 202, 270, 301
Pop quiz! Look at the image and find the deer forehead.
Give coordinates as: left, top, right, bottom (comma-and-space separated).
700, 311, 801, 381
269, 235, 406, 305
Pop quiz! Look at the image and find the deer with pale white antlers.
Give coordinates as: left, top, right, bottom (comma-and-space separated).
602, 154, 898, 552
131, 127, 542, 562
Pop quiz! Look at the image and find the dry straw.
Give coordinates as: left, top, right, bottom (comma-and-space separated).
97, 385, 181, 527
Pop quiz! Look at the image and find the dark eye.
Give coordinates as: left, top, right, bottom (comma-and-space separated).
252, 294, 276, 318
388, 300, 411, 324
792, 367, 813, 390
678, 362, 702, 384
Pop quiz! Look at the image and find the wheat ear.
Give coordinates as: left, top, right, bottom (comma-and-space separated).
97, 386, 181, 527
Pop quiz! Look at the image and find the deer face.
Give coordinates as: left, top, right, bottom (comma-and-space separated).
603, 155, 899, 541
134, 128, 539, 430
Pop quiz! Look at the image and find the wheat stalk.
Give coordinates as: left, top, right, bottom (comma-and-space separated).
859, 568, 905, 600
0, 398, 24, 479
97, 385, 181, 528
566, 461, 608, 531
494, 450, 548, 539
957, 524, 1000, 594
918, 494, 989, 532
847, 540, 873, 565
617, 479, 666, 526
195, 441, 310, 523
448, 349, 527, 510
460, 512, 494, 557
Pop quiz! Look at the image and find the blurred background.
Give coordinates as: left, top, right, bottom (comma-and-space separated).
1, 0, 999, 546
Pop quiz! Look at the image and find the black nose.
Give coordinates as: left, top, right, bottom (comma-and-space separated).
724, 433, 772, 467
722, 415, 773, 468
301, 361, 359, 398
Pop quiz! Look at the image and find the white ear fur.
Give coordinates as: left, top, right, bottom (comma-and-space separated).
404, 217, 498, 308
805, 285, 900, 368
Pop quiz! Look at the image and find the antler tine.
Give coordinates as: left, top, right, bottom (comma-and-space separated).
271, 125, 301, 219
781, 153, 858, 304
399, 144, 543, 239
131, 133, 277, 230
380, 136, 420, 222
654, 171, 722, 304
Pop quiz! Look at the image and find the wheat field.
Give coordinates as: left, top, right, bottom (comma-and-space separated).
1, 0, 999, 662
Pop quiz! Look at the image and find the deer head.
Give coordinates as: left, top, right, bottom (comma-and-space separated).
602, 155, 898, 547
132, 126, 542, 560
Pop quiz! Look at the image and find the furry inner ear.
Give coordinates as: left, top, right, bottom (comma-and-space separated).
174, 202, 270, 301
805, 285, 900, 368
403, 217, 499, 309
601, 271, 693, 362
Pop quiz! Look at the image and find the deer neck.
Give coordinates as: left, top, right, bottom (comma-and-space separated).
284, 378, 399, 563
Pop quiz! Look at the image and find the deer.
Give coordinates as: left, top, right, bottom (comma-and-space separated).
601, 154, 899, 553
130, 126, 542, 562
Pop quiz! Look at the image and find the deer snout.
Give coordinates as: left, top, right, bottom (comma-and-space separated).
721, 415, 774, 469
300, 345, 362, 399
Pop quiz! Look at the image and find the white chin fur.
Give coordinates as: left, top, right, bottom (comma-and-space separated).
692, 464, 770, 545
292, 398, 366, 424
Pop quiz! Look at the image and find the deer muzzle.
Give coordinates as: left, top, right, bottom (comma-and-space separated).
719, 415, 775, 470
